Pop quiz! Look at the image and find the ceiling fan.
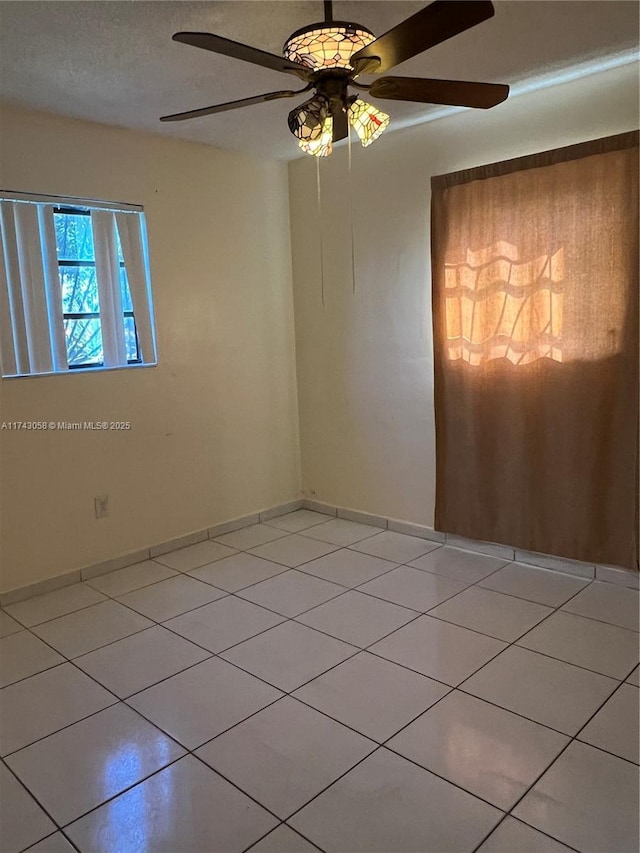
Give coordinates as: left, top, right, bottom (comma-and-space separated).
161, 0, 509, 156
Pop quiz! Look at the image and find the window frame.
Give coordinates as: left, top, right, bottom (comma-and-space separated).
0, 190, 157, 379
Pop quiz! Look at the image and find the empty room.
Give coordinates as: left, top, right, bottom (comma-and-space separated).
0, 2, 638, 852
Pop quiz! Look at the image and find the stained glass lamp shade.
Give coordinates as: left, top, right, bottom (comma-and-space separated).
298, 116, 334, 157
283, 24, 375, 71
348, 98, 390, 148
288, 95, 330, 143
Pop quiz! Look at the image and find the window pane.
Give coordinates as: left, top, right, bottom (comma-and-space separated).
120, 267, 133, 312
59, 265, 100, 314
54, 212, 94, 261
64, 318, 103, 366
124, 316, 139, 362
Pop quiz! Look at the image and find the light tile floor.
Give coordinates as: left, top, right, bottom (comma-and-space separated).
1, 509, 638, 853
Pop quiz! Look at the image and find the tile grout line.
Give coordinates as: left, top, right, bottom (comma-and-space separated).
471, 674, 637, 853
0, 523, 430, 619
350, 576, 637, 850
5, 599, 304, 755
5, 530, 635, 631
423, 607, 639, 682
212, 535, 637, 635
301, 502, 634, 588
0, 500, 308, 607
294, 526, 387, 548
5, 544, 402, 713
0, 524, 628, 846
3, 523, 638, 851
5, 626, 304, 848
4, 501, 636, 608
187, 565, 638, 782
4, 650, 635, 848
242, 821, 326, 853
346, 563, 636, 690
5, 554, 417, 836
285, 587, 621, 750
1, 756, 78, 852
461, 583, 640, 850
4, 547, 634, 749
24, 690, 331, 852
6, 581, 371, 762
451, 578, 600, 695
3, 552, 635, 758
358, 579, 635, 746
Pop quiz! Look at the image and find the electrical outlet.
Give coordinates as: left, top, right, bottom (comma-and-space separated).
94, 495, 109, 519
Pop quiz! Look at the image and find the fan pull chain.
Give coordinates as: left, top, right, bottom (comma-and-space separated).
316, 156, 326, 307
348, 128, 356, 295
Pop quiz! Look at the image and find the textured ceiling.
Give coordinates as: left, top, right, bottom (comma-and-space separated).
0, 1, 637, 160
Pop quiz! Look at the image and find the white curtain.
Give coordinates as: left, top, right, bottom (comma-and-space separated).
115, 212, 156, 364
0, 201, 67, 375
39, 206, 68, 372
91, 210, 127, 368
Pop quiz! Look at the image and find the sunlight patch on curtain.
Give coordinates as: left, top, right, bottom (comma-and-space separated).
444, 240, 564, 366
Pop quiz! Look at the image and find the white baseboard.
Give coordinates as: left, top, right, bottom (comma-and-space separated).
0, 498, 304, 605
515, 548, 594, 580
387, 518, 446, 543
595, 564, 639, 590
259, 500, 304, 522
209, 513, 261, 538
336, 506, 389, 529
446, 534, 515, 561
3, 496, 636, 603
302, 498, 638, 585
0, 569, 84, 607
300, 499, 338, 517
81, 548, 155, 581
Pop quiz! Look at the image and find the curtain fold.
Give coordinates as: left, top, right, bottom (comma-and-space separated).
0, 205, 22, 376
38, 206, 68, 372
91, 210, 127, 368
115, 212, 156, 365
431, 131, 639, 571
13, 203, 53, 374
0, 200, 67, 375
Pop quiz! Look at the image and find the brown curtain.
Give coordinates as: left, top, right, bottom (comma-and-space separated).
431, 131, 639, 571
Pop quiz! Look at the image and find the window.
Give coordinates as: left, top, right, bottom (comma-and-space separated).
0, 192, 157, 377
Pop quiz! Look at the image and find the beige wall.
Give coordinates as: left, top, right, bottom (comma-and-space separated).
288, 62, 639, 527
0, 105, 301, 593
1, 62, 637, 592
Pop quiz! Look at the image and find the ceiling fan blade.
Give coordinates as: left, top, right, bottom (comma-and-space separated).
368, 76, 509, 109
160, 87, 311, 122
331, 105, 349, 142
351, 1, 495, 74
172, 32, 311, 80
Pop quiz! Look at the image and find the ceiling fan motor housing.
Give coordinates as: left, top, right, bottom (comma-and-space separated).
282, 21, 376, 72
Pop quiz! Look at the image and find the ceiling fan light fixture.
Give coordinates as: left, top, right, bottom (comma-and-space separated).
283, 23, 375, 71
167, 3, 509, 158
298, 115, 334, 157
288, 95, 330, 142
347, 98, 390, 148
